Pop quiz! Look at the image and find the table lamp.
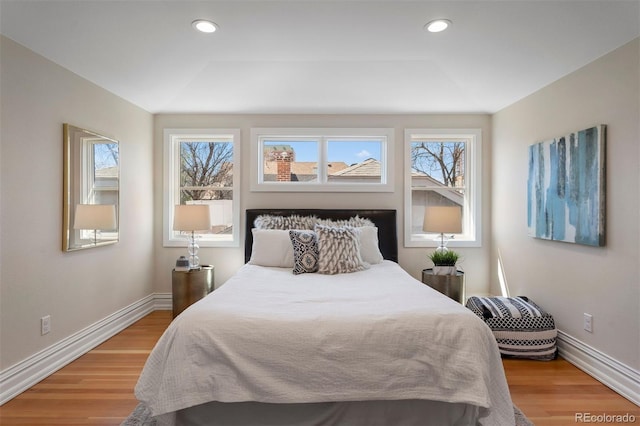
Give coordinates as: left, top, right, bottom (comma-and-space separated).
173, 204, 211, 269
423, 206, 462, 252
74, 204, 117, 245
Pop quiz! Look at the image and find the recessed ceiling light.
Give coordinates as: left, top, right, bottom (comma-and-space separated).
425, 19, 451, 33
192, 19, 218, 33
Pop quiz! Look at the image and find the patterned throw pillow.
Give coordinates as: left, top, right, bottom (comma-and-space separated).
255, 215, 317, 230
316, 215, 375, 228
255, 214, 375, 230
289, 230, 319, 275
315, 225, 370, 274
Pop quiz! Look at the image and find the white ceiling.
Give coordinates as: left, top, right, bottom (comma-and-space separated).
1, 1, 638, 114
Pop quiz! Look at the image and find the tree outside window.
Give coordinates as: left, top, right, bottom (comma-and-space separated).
411, 141, 465, 188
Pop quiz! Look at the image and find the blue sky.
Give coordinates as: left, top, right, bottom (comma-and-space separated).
266, 140, 381, 166
94, 143, 118, 169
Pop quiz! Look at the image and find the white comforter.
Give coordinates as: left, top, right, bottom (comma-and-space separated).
135, 261, 514, 425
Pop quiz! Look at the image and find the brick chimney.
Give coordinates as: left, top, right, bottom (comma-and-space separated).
276, 151, 292, 182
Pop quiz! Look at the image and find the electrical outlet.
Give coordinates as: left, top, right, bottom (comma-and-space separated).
41, 315, 51, 335
583, 313, 593, 333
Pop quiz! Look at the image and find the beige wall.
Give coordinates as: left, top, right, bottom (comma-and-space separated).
5, 27, 636, 389
153, 114, 493, 295
491, 39, 639, 369
0, 36, 155, 369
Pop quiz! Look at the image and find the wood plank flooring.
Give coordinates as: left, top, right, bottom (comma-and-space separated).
504, 357, 640, 425
1, 310, 638, 425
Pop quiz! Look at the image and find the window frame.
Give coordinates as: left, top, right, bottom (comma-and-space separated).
250, 127, 394, 192
404, 128, 482, 248
81, 138, 118, 203
80, 138, 119, 242
78, 136, 120, 241
163, 128, 241, 248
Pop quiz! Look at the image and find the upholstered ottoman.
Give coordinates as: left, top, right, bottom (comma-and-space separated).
465, 296, 557, 360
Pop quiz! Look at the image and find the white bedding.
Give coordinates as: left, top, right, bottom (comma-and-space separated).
135, 261, 514, 425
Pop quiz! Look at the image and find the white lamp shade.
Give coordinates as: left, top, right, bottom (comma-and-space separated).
423, 206, 462, 234
73, 204, 117, 230
173, 204, 211, 231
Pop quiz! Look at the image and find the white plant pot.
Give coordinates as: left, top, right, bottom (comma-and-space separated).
432, 266, 457, 275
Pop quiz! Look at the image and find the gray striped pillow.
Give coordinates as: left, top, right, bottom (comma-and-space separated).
315, 225, 370, 274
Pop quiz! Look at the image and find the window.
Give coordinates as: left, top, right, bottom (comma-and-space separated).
80, 137, 119, 205
250, 128, 394, 192
163, 129, 241, 247
404, 129, 481, 247
80, 137, 119, 242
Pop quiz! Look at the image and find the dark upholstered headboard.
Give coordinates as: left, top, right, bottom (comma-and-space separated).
245, 209, 397, 263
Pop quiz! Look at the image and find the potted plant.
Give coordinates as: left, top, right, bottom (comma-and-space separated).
428, 250, 460, 275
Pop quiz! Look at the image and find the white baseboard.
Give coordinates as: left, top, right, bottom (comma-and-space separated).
557, 330, 640, 406
154, 292, 173, 311
0, 293, 171, 405
3, 298, 638, 408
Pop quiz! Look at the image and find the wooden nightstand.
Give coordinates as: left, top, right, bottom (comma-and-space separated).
422, 268, 465, 303
172, 266, 214, 318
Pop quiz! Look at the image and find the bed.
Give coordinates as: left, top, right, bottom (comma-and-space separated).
135, 209, 514, 426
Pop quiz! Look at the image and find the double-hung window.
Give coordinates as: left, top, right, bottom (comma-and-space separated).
163, 129, 241, 247
404, 129, 482, 247
250, 128, 394, 192
79, 137, 119, 242
82, 139, 119, 206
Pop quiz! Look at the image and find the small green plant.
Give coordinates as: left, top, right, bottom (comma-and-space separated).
428, 250, 459, 266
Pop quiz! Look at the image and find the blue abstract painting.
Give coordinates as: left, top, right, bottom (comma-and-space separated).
527, 125, 606, 246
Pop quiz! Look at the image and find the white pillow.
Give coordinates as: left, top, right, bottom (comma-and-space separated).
358, 226, 384, 264
249, 229, 294, 267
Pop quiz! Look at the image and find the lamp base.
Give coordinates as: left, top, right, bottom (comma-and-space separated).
187, 231, 201, 269
434, 232, 451, 253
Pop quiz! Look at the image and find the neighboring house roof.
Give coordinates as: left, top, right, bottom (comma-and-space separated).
263, 161, 349, 175
263, 161, 349, 181
330, 158, 380, 177
411, 168, 463, 206
260, 157, 462, 206
95, 166, 118, 178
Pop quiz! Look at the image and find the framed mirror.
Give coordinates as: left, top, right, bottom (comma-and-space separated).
62, 124, 119, 251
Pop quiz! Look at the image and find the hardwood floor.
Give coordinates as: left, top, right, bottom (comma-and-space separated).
0, 310, 638, 425
0, 311, 169, 425
504, 358, 640, 425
